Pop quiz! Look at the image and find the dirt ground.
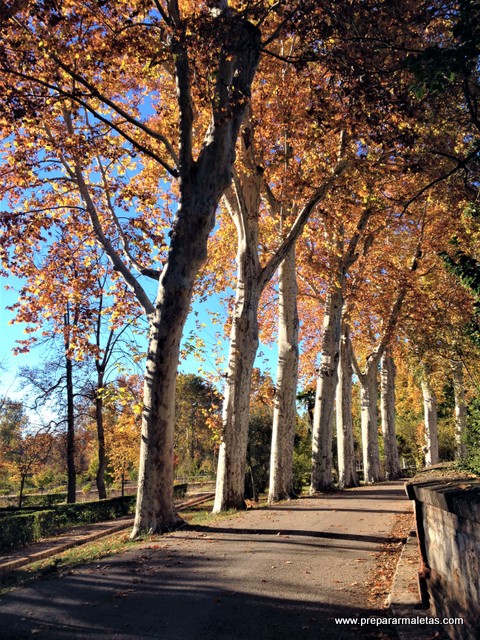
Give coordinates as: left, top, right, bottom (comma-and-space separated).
0, 482, 413, 640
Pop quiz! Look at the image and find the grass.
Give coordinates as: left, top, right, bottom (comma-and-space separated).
411, 461, 479, 483
178, 495, 270, 527
0, 495, 258, 594
0, 530, 137, 594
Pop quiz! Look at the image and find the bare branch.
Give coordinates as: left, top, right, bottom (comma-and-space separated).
61, 112, 154, 317
260, 159, 350, 288
96, 156, 161, 280
2, 68, 178, 176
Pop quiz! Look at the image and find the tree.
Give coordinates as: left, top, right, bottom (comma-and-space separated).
421, 361, 440, 466
268, 244, 299, 502
212, 124, 348, 511
174, 373, 222, 477
18, 349, 82, 502
0, 400, 26, 489
451, 359, 468, 459
102, 376, 143, 497
0, 400, 52, 506
335, 323, 358, 488
310, 200, 378, 492
380, 352, 401, 479
0, 0, 263, 534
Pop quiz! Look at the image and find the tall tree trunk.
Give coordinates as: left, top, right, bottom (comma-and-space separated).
360, 357, 382, 483
336, 324, 358, 488
451, 359, 467, 459
131, 17, 261, 536
213, 245, 261, 512
134, 195, 231, 533
95, 371, 107, 500
421, 365, 439, 467
311, 287, 343, 492
213, 130, 349, 513
18, 475, 26, 508
380, 352, 401, 479
268, 245, 299, 503
65, 350, 76, 504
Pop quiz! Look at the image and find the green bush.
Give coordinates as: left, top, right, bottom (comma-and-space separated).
0, 496, 136, 552
0, 512, 39, 550
21, 493, 67, 508
173, 483, 188, 498
0, 505, 52, 517
52, 495, 136, 527
0, 510, 60, 551
0, 490, 193, 553
33, 509, 59, 539
462, 395, 480, 474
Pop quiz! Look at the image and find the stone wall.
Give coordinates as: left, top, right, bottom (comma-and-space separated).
406, 479, 480, 640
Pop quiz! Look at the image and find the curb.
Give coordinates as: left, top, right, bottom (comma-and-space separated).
0, 493, 215, 573
0, 519, 133, 573
389, 531, 448, 640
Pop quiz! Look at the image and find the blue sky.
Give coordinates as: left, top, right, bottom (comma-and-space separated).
0, 273, 278, 399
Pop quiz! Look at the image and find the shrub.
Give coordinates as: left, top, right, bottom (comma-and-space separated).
0, 505, 52, 517
21, 493, 67, 508
0, 488, 190, 552
173, 483, 188, 498
462, 395, 480, 474
0, 496, 136, 552
52, 495, 136, 527
0, 512, 39, 550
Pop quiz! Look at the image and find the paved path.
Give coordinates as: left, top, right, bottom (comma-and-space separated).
0, 494, 215, 573
0, 482, 412, 640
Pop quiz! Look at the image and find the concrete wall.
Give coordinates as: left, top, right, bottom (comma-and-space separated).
406, 479, 480, 640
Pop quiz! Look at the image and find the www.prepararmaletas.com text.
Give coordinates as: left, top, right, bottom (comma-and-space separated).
335, 616, 464, 626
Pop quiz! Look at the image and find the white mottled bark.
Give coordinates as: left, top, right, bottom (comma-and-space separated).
380, 353, 401, 479
421, 365, 439, 467
451, 359, 467, 459
336, 324, 358, 488
213, 155, 263, 512
268, 245, 299, 502
359, 357, 383, 483
213, 134, 349, 513
213, 259, 262, 511
311, 288, 343, 492
131, 16, 261, 536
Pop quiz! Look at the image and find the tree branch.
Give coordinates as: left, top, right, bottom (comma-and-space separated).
61, 113, 155, 317
350, 341, 365, 382
260, 159, 350, 288
96, 155, 161, 280
2, 67, 178, 175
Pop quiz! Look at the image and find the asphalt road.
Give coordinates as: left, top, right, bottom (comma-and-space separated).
0, 482, 412, 640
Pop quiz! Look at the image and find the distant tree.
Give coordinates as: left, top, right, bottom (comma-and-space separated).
0, 400, 52, 505
464, 394, 480, 474
174, 374, 222, 478
97, 375, 143, 496
0, 400, 26, 489
245, 405, 273, 501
